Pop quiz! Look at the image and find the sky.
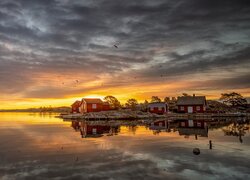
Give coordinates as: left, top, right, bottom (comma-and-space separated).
0, 0, 250, 109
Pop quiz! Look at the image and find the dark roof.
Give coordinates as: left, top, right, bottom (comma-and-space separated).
177, 96, 206, 105
82, 98, 103, 104
148, 102, 167, 105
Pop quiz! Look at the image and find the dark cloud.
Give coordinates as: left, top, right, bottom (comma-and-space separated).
0, 0, 249, 100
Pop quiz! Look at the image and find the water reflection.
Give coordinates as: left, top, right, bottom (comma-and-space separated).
71, 120, 119, 138
0, 113, 250, 180
67, 118, 250, 144
222, 121, 249, 143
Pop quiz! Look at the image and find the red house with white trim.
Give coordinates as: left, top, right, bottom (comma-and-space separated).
177, 95, 207, 113
71, 100, 81, 113
79, 98, 110, 113
148, 102, 168, 114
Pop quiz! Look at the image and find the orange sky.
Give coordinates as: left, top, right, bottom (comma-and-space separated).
1, 72, 249, 109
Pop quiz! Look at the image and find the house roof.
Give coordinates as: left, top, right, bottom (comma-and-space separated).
148, 102, 167, 107
177, 96, 206, 105
82, 98, 103, 104
71, 100, 81, 107
148, 102, 167, 105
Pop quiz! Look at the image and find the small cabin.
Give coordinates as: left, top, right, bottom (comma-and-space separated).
177, 95, 207, 113
148, 102, 168, 115
71, 100, 81, 113
79, 98, 110, 113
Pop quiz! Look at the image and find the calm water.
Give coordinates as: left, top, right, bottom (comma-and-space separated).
0, 113, 249, 180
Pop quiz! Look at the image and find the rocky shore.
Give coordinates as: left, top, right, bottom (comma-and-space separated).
60, 110, 166, 120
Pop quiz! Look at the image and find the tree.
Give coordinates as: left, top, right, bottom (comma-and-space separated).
207, 100, 229, 112
182, 93, 190, 97
150, 96, 161, 103
144, 100, 149, 105
104, 95, 121, 109
138, 100, 149, 112
164, 97, 177, 112
164, 97, 171, 103
220, 92, 247, 107
125, 98, 138, 110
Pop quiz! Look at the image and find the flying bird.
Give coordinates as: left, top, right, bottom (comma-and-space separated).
114, 44, 118, 48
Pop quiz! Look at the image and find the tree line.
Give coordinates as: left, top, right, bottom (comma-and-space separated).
104, 92, 248, 112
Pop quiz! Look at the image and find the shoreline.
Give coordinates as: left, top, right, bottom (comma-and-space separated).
59, 110, 250, 120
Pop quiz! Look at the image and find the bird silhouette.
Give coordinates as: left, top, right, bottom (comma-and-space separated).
114, 45, 118, 48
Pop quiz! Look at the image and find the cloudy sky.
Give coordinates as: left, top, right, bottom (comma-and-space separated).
0, 0, 250, 109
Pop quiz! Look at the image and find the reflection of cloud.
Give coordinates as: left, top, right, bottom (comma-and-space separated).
1, 114, 250, 179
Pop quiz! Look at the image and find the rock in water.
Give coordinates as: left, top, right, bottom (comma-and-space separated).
193, 148, 200, 155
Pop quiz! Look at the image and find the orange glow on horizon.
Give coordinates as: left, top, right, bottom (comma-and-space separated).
0, 76, 249, 109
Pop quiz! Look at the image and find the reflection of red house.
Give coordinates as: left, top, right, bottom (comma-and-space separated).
178, 128, 208, 138
76, 121, 118, 138
179, 119, 207, 128
148, 103, 168, 115
177, 95, 206, 113
71, 100, 81, 113
149, 120, 170, 130
78, 98, 110, 113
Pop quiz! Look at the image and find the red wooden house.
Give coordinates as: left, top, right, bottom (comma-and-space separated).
148, 102, 168, 114
177, 95, 207, 113
102, 102, 110, 111
71, 100, 81, 113
79, 98, 110, 113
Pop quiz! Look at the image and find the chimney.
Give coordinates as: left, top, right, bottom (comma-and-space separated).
193, 94, 195, 97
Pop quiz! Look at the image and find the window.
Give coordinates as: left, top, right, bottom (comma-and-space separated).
196, 106, 200, 111
92, 104, 97, 109
180, 106, 184, 111
181, 122, 185, 127
150, 107, 154, 111
92, 128, 97, 134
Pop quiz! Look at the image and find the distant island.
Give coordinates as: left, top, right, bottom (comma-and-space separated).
0, 106, 71, 113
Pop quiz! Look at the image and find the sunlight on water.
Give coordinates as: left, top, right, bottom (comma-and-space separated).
0, 113, 249, 180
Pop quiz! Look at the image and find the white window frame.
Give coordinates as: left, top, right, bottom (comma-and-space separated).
180, 106, 184, 111
196, 106, 200, 111
92, 104, 97, 109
